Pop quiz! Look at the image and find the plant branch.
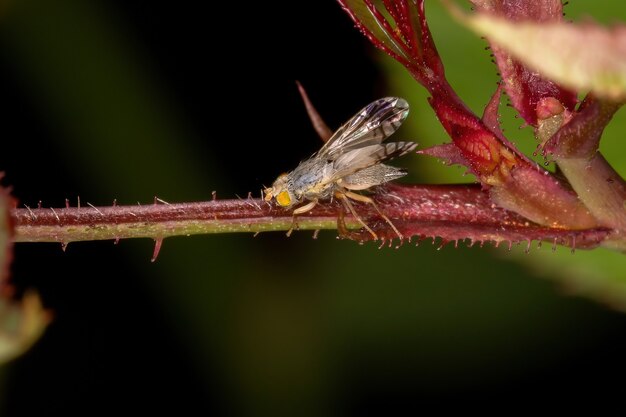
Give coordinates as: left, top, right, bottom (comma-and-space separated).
557, 154, 626, 232
11, 185, 613, 251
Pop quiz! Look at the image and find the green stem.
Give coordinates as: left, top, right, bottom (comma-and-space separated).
557, 153, 626, 232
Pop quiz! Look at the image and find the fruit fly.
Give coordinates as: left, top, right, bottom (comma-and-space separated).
263, 97, 417, 240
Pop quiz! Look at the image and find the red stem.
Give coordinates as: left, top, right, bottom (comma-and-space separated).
11, 184, 612, 250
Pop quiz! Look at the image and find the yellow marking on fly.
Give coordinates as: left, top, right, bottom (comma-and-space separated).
276, 190, 291, 207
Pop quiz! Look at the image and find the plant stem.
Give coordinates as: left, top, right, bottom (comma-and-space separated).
557, 154, 626, 232
12, 198, 349, 243
10, 185, 613, 250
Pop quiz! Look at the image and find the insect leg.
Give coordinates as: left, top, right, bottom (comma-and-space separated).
335, 203, 366, 240
335, 191, 378, 240
286, 200, 318, 237
292, 200, 318, 215
336, 203, 351, 237
343, 190, 403, 240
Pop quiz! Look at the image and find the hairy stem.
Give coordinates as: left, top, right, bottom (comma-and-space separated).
11, 185, 613, 250
13, 198, 351, 243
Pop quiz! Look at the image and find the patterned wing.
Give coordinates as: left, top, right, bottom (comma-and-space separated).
329, 141, 417, 183
318, 97, 409, 159
341, 164, 408, 190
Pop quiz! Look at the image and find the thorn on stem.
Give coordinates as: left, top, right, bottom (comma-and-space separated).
152, 238, 164, 262
87, 202, 104, 217
24, 204, 37, 220
296, 81, 333, 142
50, 207, 61, 224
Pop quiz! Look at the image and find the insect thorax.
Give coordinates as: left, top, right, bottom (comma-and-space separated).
288, 159, 335, 201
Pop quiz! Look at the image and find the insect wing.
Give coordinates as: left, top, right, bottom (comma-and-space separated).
329, 141, 417, 182
318, 97, 409, 159
341, 164, 408, 191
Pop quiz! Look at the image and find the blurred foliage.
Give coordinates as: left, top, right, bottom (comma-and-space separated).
0, 292, 49, 366
0, 0, 625, 415
0, 185, 49, 366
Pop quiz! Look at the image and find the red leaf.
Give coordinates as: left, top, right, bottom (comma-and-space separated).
468, 0, 577, 126
338, 0, 446, 88
418, 143, 471, 171
545, 95, 622, 158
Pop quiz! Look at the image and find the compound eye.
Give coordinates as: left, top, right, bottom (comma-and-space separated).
276, 190, 291, 207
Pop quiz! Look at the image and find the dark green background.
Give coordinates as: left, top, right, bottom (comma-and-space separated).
1, 0, 625, 415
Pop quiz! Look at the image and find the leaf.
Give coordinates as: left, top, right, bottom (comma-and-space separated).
0, 184, 50, 365
452, 5, 626, 101
338, 0, 411, 65
513, 246, 626, 312
468, 0, 577, 126
0, 291, 50, 364
338, 0, 446, 87
468, 0, 564, 21
544, 95, 622, 158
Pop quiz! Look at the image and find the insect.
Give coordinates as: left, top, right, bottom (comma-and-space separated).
263, 97, 417, 240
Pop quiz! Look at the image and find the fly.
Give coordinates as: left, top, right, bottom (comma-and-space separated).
263, 97, 417, 240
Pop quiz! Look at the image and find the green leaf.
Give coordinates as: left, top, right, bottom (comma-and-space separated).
450, 6, 626, 101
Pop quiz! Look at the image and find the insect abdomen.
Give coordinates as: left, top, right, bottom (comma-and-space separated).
341, 164, 408, 190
